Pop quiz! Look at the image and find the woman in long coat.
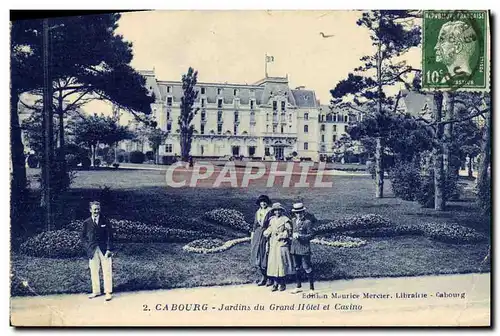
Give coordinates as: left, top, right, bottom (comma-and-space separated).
264, 202, 295, 292
250, 195, 273, 286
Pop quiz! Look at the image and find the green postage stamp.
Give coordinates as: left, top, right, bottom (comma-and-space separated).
422, 10, 490, 91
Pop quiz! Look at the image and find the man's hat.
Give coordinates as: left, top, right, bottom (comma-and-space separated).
271, 202, 286, 212
291, 202, 306, 213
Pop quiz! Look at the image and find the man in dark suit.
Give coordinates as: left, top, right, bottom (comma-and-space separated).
290, 202, 315, 294
80, 201, 114, 301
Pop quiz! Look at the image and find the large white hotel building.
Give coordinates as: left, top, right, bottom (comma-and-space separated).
130, 70, 363, 162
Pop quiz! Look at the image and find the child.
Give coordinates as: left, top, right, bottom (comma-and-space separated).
250, 195, 273, 286
290, 202, 315, 294
264, 203, 295, 292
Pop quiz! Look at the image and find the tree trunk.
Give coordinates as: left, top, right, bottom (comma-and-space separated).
10, 90, 27, 224
375, 20, 384, 199
91, 144, 96, 167
443, 92, 454, 179
375, 136, 384, 198
477, 111, 490, 188
433, 92, 445, 211
468, 156, 473, 178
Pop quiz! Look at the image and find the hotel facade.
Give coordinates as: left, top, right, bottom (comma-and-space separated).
128, 70, 363, 162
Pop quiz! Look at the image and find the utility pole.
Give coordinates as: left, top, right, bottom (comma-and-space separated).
42, 18, 54, 230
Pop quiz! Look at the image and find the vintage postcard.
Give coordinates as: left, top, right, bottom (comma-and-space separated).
9, 10, 491, 327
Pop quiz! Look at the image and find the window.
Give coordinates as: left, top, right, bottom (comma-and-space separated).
304, 124, 309, 133
217, 111, 223, 123
201, 87, 206, 95
167, 110, 171, 120
281, 112, 286, 122
250, 100, 254, 109
281, 101, 286, 111
250, 111, 255, 123
234, 124, 238, 135
167, 97, 173, 106
281, 125, 284, 133
304, 113, 309, 120
321, 145, 326, 152
266, 113, 270, 121
289, 114, 292, 123
273, 125, 277, 133
217, 98, 223, 108
333, 114, 337, 122
333, 134, 337, 142
166, 86, 171, 93
321, 134, 325, 142
201, 110, 206, 121
233, 89, 238, 96
234, 111, 239, 123
344, 125, 348, 132
200, 145, 204, 155
273, 112, 278, 122
304, 142, 309, 150
333, 125, 337, 132
200, 124, 205, 134
217, 124, 222, 135
344, 115, 348, 122
201, 98, 206, 107
166, 144, 173, 153
167, 123, 172, 132
266, 124, 269, 133
326, 114, 332, 122
217, 88, 222, 95
321, 124, 325, 131
265, 147, 270, 156
273, 101, 277, 111
249, 146, 256, 157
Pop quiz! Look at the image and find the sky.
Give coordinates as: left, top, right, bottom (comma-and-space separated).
83, 10, 421, 116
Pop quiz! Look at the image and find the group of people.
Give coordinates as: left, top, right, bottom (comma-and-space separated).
80, 195, 316, 301
251, 195, 315, 293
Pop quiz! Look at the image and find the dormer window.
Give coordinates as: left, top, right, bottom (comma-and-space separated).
167, 97, 172, 106
201, 87, 206, 95
166, 86, 171, 93
233, 89, 238, 96
217, 88, 222, 95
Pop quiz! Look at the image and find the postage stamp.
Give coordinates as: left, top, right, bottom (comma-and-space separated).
9, 10, 491, 328
422, 10, 490, 91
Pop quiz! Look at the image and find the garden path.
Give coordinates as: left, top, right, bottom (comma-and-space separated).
11, 273, 490, 326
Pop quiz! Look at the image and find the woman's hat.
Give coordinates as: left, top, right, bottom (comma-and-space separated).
291, 202, 306, 212
256, 195, 271, 205
271, 202, 286, 212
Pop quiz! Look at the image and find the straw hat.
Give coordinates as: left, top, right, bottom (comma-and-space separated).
291, 202, 306, 212
271, 202, 286, 212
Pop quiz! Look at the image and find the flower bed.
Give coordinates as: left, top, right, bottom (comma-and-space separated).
183, 237, 251, 254
19, 229, 83, 258
203, 208, 252, 232
314, 214, 392, 234
311, 235, 367, 248
417, 222, 487, 244
343, 225, 422, 238
66, 219, 211, 243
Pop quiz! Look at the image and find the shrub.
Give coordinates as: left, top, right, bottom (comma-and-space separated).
26, 154, 39, 168
81, 157, 91, 169
314, 214, 392, 235
161, 155, 178, 165
145, 151, 155, 161
390, 160, 422, 201
19, 229, 83, 258
129, 151, 145, 164
94, 158, 101, 167
416, 170, 460, 208
66, 154, 80, 168
203, 208, 252, 232
417, 222, 487, 244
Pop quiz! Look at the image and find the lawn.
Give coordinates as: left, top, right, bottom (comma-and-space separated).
11, 167, 491, 296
